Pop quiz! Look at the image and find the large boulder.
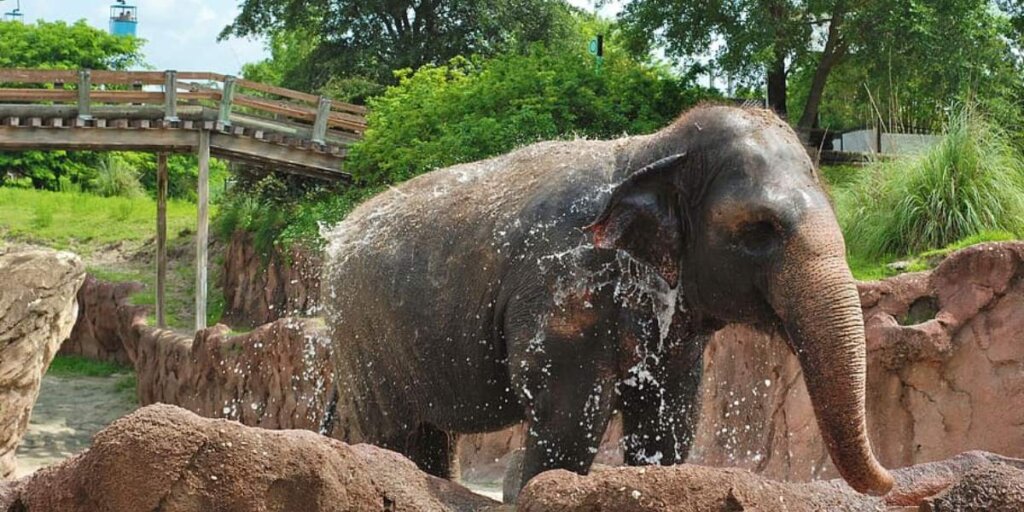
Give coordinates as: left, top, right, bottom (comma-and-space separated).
517, 451, 1024, 511
0, 404, 499, 512
0, 249, 85, 479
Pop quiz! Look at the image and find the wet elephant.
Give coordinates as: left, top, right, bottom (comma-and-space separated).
321, 105, 893, 500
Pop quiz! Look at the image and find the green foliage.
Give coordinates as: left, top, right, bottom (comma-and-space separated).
216, 177, 382, 252
838, 107, 1024, 260
0, 19, 142, 69
0, 150, 103, 190
92, 155, 145, 198
787, 0, 1022, 132
47, 355, 130, 377
346, 23, 714, 186
223, 0, 575, 89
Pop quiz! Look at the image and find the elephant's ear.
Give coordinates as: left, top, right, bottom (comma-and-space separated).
586, 153, 686, 286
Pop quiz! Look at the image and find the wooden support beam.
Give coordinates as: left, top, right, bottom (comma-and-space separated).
0, 125, 197, 151
218, 76, 236, 126
77, 70, 92, 120
164, 70, 179, 122
311, 96, 331, 145
156, 153, 168, 328
195, 130, 210, 331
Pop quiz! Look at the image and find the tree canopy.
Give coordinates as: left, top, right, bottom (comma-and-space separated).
619, 0, 1021, 130
222, 0, 576, 89
0, 19, 142, 69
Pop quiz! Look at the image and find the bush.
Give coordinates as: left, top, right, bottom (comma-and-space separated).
838, 106, 1024, 259
346, 19, 716, 186
91, 155, 144, 198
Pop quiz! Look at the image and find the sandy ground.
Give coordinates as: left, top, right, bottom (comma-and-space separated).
14, 374, 137, 478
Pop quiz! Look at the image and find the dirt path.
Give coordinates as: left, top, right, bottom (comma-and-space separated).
14, 374, 137, 478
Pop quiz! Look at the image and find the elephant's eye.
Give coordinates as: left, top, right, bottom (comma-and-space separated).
736, 220, 780, 255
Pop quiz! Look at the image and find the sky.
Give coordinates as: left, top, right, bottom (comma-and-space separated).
5, 0, 638, 81
7, 0, 267, 75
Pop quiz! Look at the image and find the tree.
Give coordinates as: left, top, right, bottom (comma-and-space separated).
0, 19, 142, 69
0, 20, 143, 190
345, 17, 716, 186
221, 0, 575, 90
619, 0, 1019, 130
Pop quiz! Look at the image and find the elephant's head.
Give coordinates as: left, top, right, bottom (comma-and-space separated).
588, 106, 893, 495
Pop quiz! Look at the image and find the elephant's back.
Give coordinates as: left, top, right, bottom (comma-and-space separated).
322, 138, 622, 278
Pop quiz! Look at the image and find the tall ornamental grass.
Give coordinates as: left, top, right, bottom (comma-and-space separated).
838, 108, 1024, 259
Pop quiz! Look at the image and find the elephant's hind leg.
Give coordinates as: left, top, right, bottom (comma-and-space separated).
407, 423, 459, 479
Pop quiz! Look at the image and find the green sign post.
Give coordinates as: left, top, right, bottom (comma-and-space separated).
588, 34, 604, 74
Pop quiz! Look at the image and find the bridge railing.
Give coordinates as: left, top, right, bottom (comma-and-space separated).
0, 69, 367, 145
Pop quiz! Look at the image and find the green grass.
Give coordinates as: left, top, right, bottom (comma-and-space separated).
846, 229, 1018, 281
0, 187, 198, 253
47, 355, 131, 377
836, 106, 1024, 260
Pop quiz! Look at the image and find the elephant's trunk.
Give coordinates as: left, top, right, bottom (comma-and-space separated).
768, 210, 893, 495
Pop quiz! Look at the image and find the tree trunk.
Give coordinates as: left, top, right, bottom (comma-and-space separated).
766, 52, 788, 118
797, 6, 850, 130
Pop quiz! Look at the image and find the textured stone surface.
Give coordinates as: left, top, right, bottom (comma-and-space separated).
132, 319, 338, 434
61, 275, 144, 365
0, 404, 498, 512
221, 230, 322, 328
516, 451, 1024, 512
0, 249, 85, 479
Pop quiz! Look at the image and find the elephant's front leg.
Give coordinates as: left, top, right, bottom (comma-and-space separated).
505, 298, 618, 500
619, 332, 708, 466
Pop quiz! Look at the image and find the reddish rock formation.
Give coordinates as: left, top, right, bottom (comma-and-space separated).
132, 319, 338, 434
61, 275, 144, 366
220, 231, 322, 328
516, 451, 1024, 512
0, 404, 498, 512
0, 249, 85, 479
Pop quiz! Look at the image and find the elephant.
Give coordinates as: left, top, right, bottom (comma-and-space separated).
321, 104, 894, 500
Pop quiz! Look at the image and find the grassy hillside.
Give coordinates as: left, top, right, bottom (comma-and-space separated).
0, 187, 199, 253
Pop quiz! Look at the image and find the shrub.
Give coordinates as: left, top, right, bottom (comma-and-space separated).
838, 106, 1024, 259
346, 20, 716, 186
91, 155, 144, 198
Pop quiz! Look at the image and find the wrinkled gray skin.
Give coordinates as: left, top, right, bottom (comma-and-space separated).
322, 105, 893, 501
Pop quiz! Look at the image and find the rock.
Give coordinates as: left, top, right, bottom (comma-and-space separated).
0, 249, 85, 479
61, 274, 144, 365
133, 318, 338, 434
220, 230, 322, 328
0, 403, 498, 512
517, 451, 1024, 512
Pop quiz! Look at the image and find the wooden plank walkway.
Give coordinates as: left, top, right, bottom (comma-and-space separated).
0, 68, 368, 331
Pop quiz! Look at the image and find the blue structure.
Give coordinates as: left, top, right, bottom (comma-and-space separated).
3, 0, 24, 23
109, 1, 137, 37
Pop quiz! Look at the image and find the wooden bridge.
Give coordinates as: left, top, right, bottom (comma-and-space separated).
0, 69, 367, 331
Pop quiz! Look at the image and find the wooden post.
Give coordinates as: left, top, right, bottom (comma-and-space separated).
156, 153, 168, 328
77, 69, 92, 120
164, 70, 178, 122
218, 76, 236, 126
311, 96, 332, 145
195, 130, 210, 331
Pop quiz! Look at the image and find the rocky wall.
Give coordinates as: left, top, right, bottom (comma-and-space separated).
61, 275, 144, 366
220, 230, 321, 328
